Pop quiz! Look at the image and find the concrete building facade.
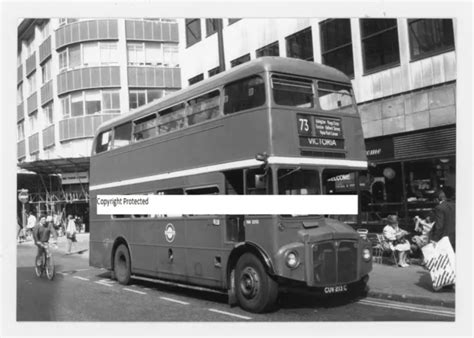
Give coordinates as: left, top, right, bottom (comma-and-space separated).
17, 18, 181, 222
178, 18, 456, 224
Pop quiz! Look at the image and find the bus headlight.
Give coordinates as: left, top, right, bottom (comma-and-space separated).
362, 248, 371, 262
285, 251, 300, 269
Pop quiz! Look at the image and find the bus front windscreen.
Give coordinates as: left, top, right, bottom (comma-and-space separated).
277, 168, 320, 195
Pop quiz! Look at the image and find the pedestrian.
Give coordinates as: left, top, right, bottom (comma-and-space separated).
66, 214, 77, 254
26, 210, 37, 240
383, 215, 411, 267
430, 186, 456, 251
46, 215, 58, 248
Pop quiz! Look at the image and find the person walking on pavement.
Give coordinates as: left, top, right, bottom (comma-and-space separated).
46, 215, 58, 248
26, 210, 37, 240
66, 214, 77, 254
430, 186, 456, 251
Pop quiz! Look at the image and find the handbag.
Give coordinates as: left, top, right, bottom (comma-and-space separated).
422, 236, 455, 290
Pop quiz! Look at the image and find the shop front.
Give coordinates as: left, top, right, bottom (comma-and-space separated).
361, 124, 455, 230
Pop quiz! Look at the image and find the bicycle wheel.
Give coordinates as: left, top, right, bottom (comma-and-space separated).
34, 254, 44, 277
45, 254, 55, 280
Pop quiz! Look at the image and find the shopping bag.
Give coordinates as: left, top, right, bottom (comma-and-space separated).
422, 236, 455, 291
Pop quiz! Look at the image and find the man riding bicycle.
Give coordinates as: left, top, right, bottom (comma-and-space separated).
33, 216, 55, 266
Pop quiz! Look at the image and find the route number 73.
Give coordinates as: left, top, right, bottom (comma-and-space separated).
298, 116, 311, 135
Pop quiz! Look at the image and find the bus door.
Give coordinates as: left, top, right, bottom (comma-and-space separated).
183, 185, 227, 288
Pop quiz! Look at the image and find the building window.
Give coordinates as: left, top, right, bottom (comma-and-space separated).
17, 83, 23, 104
206, 19, 222, 37
99, 42, 118, 65
59, 50, 68, 71
17, 121, 25, 141
43, 103, 53, 126
129, 89, 163, 110
230, 53, 251, 68
185, 19, 201, 48
102, 90, 120, 113
25, 36, 35, 58
408, 19, 454, 60
41, 59, 51, 84
163, 45, 179, 67
320, 19, 354, 77
360, 19, 400, 73
228, 19, 241, 25
61, 96, 70, 118
69, 45, 81, 68
147, 89, 164, 103
29, 111, 38, 132
129, 90, 146, 109
41, 21, 50, 41
286, 27, 313, 61
26, 72, 36, 96
256, 41, 279, 58
85, 91, 102, 115
208, 66, 221, 77
127, 43, 145, 65
127, 42, 163, 66
71, 92, 84, 117
188, 73, 204, 85
61, 90, 120, 118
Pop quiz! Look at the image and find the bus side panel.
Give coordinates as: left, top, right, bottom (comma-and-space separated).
154, 219, 188, 282
184, 216, 227, 288
90, 109, 271, 187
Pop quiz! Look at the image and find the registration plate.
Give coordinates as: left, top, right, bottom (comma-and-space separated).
323, 285, 348, 294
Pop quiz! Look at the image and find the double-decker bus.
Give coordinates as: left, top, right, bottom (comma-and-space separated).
89, 57, 372, 313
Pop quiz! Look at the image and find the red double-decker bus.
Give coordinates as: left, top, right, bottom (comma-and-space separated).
89, 57, 372, 313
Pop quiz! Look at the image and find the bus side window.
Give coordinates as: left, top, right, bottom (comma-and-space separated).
185, 186, 219, 195
113, 122, 132, 149
133, 114, 157, 141
187, 90, 220, 126
224, 75, 265, 114
246, 169, 272, 195
95, 130, 112, 154
158, 103, 186, 135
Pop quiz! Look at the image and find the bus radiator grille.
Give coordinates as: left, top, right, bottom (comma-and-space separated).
312, 240, 358, 285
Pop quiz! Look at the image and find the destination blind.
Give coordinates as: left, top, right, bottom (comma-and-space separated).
297, 114, 344, 150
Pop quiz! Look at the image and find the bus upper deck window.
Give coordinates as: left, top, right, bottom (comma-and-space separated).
317, 82, 354, 112
272, 75, 314, 108
95, 130, 112, 154
113, 122, 132, 149
133, 114, 157, 141
223, 75, 265, 114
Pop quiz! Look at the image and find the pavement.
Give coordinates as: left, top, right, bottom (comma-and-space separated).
17, 233, 455, 309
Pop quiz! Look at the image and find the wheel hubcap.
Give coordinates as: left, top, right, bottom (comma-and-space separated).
239, 267, 260, 299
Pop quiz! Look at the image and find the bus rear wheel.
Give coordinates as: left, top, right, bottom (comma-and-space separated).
114, 244, 131, 285
235, 253, 278, 313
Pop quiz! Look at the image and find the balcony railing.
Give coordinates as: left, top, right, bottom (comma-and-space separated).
42, 124, 55, 149
59, 114, 119, 142
55, 19, 119, 50
57, 66, 120, 96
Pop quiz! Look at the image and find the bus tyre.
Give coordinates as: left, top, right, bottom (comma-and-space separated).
114, 244, 131, 285
235, 253, 278, 313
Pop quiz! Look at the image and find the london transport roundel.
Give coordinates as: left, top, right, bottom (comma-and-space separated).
164, 223, 176, 243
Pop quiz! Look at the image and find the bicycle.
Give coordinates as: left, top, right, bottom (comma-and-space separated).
34, 242, 55, 280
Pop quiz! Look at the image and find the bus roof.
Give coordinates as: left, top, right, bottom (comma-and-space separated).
95, 57, 351, 135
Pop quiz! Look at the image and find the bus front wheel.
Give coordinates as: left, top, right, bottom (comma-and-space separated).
114, 244, 131, 285
235, 253, 278, 313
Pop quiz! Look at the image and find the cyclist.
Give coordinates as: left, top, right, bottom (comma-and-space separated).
33, 216, 55, 268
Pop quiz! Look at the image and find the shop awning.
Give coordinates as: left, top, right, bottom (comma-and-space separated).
17, 157, 90, 175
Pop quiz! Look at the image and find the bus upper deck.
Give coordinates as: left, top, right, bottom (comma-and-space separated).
90, 57, 366, 190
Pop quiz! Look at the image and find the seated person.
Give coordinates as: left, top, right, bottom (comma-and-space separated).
383, 215, 411, 267
411, 214, 434, 249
